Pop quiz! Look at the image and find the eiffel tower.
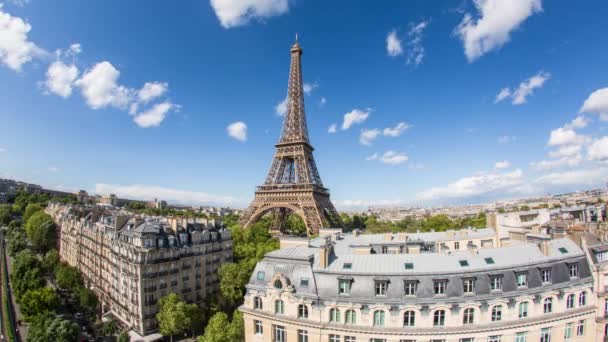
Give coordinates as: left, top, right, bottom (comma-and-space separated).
240, 38, 343, 236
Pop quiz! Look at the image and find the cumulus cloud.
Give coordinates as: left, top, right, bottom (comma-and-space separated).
227, 121, 247, 141
406, 20, 428, 66
580, 87, 608, 119
547, 127, 589, 147
65, 43, 82, 57
535, 168, 608, 186
386, 30, 403, 57
564, 116, 589, 130
588, 137, 608, 161
275, 97, 288, 116
210, 0, 289, 28
95, 183, 237, 206
359, 129, 381, 146
341, 108, 370, 130
0, 5, 47, 71
494, 160, 510, 170
383, 122, 410, 137
454, 0, 542, 62
495, 71, 550, 105
130, 81, 169, 114
530, 156, 582, 171
417, 169, 524, 200
45, 61, 79, 98
133, 101, 176, 128
379, 150, 408, 165
327, 123, 337, 134
75, 61, 132, 110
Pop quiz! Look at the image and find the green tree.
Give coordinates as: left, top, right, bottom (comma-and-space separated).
157, 293, 198, 341
229, 310, 244, 341
7, 228, 28, 257
117, 331, 130, 342
11, 249, 45, 301
0, 207, 11, 225
28, 313, 79, 342
422, 214, 453, 232
42, 249, 60, 275
25, 211, 57, 253
20, 287, 59, 321
79, 287, 98, 313
198, 312, 231, 342
218, 262, 253, 304
23, 203, 43, 223
54, 263, 83, 291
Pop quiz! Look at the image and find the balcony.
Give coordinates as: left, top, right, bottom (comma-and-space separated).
143, 286, 157, 293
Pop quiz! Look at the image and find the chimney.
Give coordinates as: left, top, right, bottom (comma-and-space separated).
319, 245, 329, 268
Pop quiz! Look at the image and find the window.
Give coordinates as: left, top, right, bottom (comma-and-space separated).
273, 325, 286, 342
491, 305, 502, 322
254, 320, 263, 335
375, 281, 388, 296
373, 310, 385, 326
300, 278, 309, 287
543, 298, 552, 313
485, 257, 495, 264
518, 302, 528, 318
382, 246, 388, 254
463, 308, 474, 325
274, 300, 284, 314
463, 278, 475, 294
460, 339, 473, 342
569, 263, 579, 278
339, 279, 351, 295
564, 323, 573, 339
403, 310, 415, 327
329, 334, 340, 342
559, 247, 568, 253
540, 328, 551, 342
434, 280, 447, 295
434, 310, 446, 326
274, 280, 283, 289
345, 309, 356, 324
329, 308, 341, 323
455, 242, 460, 250
490, 275, 502, 291
579, 291, 587, 306
298, 304, 309, 319
459, 260, 469, 267
576, 320, 585, 336
515, 332, 527, 342
566, 294, 575, 309
598, 251, 608, 261
404, 281, 417, 296
345, 337, 356, 342
516, 273, 527, 287
298, 330, 308, 342
343, 263, 352, 269
541, 269, 551, 283
257, 271, 265, 280
254, 296, 263, 310
488, 336, 501, 342
404, 263, 414, 270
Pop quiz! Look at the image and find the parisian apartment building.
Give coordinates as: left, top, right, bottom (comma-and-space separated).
46, 202, 233, 336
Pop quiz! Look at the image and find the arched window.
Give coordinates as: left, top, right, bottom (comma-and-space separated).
373, 310, 385, 326
298, 304, 308, 319
434, 310, 446, 326
253, 296, 262, 310
274, 279, 283, 289
463, 308, 474, 325
403, 310, 415, 327
543, 298, 553, 313
579, 291, 587, 306
345, 310, 356, 324
566, 294, 575, 309
329, 308, 341, 323
491, 305, 502, 322
274, 300, 284, 314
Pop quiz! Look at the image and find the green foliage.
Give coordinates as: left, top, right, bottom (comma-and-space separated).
20, 287, 59, 321
282, 214, 307, 236
23, 203, 43, 223
0, 207, 10, 225
218, 262, 255, 304
78, 287, 98, 312
54, 263, 83, 292
157, 293, 203, 339
6, 228, 28, 257
11, 249, 45, 301
344, 212, 487, 234
97, 319, 119, 336
25, 211, 57, 253
126, 201, 147, 210
42, 249, 60, 275
12, 190, 50, 215
117, 331, 130, 342
197, 311, 243, 342
27, 313, 80, 342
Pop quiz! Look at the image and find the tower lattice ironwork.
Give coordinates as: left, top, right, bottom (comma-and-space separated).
240, 39, 343, 236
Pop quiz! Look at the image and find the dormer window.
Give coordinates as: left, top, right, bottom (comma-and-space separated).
433, 280, 447, 295
516, 272, 528, 288
375, 280, 388, 296
541, 269, 552, 284
568, 263, 579, 278
463, 278, 475, 294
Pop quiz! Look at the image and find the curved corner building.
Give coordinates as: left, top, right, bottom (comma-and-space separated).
240, 229, 607, 342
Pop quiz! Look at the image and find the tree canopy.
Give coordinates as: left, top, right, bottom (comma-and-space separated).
20, 287, 59, 321
197, 311, 243, 342
25, 211, 57, 253
157, 293, 203, 340
27, 313, 79, 342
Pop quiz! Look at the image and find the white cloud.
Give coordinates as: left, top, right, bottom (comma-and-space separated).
406, 20, 428, 66
530, 156, 582, 171
564, 116, 589, 130
75, 61, 132, 110
365, 153, 378, 161
359, 129, 381, 146
379, 150, 408, 165
341, 108, 370, 130
548, 144, 582, 158
275, 97, 288, 116
210, 0, 289, 28
320, 97, 327, 106
494, 160, 510, 170
227, 121, 247, 142
133, 101, 175, 128
386, 30, 403, 57
327, 123, 337, 134
48, 166, 59, 173
495, 71, 550, 105
0, 5, 47, 71
535, 168, 608, 186
66, 43, 81, 57
44, 61, 79, 98
454, 0, 542, 62
335, 198, 404, 209
498, 135, 517, 143
95, 183, 237, 206
580, 87, 608, 118
417, 169, 524, 200
303, 82, 317, 95
547, 127, 589, 147
138, 81, 168, 103
588, 137, 608, 161
383, 122, 410, 137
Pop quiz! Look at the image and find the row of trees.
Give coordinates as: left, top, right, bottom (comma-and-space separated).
340, 212, 487, 234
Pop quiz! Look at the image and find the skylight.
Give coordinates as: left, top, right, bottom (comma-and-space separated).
343, 263, 352, 269
404, 263, 414, 270
559, 247, 568, 254
459, 260, 469, 267
485, 257, 495, 264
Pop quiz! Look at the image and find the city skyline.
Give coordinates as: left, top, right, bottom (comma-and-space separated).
2, 0, 608, 209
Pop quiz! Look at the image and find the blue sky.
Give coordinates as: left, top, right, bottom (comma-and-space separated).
1, 0, 608, 209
